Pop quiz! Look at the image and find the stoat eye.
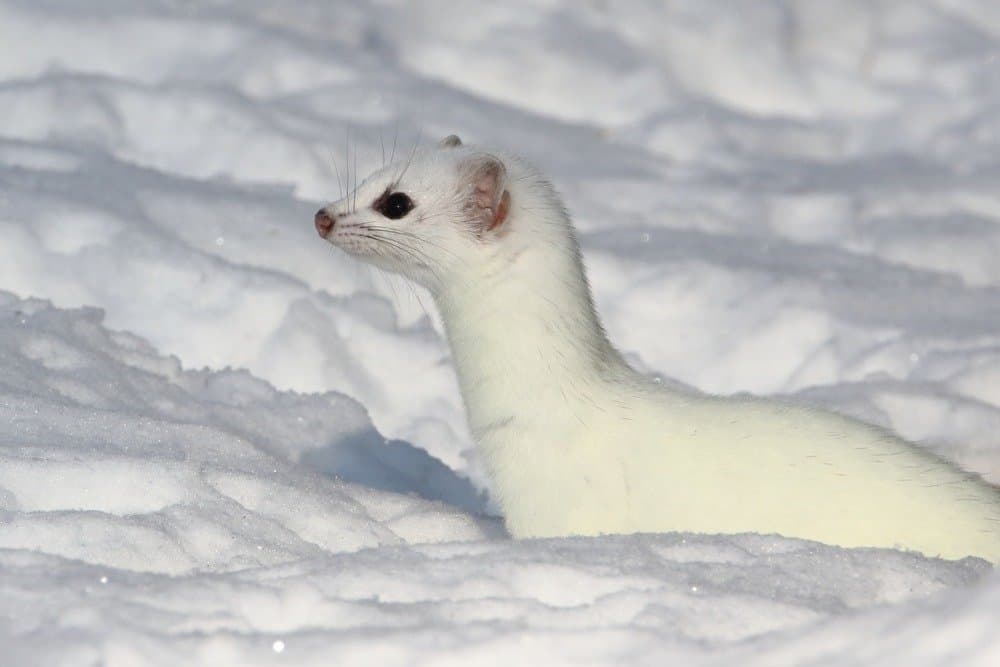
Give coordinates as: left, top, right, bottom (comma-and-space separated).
378, 192, 414, 220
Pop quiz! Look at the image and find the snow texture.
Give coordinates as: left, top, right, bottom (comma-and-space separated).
2, 0, 1000, 664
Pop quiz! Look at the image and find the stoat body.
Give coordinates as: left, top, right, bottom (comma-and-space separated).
316, 136, 1000, 563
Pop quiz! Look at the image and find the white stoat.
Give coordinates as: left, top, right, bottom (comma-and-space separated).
315, 135, 1000, 563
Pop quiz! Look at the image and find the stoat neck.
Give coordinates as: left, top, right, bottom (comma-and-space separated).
435, 236, 620, 441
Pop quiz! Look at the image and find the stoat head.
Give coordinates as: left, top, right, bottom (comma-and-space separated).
315, 135, 525, 291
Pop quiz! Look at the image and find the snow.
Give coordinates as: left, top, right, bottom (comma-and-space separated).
2, 0, 1000, 664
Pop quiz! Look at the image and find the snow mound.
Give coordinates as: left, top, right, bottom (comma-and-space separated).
0, 296, 996, 665
0, 293, 490, 576
3, 0, 1000, 664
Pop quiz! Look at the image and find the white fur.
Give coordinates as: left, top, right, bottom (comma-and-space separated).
319, 140, 1000, 563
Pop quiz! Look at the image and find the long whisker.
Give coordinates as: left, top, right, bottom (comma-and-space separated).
367, 234, 437, 268
359, 222, 458, 256
328, 147, 344, 200
375, 261, 401, 307
399, 270, 432, 324
360, 230, 442, 273
359, 225, 464, 265
353, 135, 359, 214
344, 125, 352, 213
389, 120, 399, 166
392, 126, 423, 189
342, 228, 423, 262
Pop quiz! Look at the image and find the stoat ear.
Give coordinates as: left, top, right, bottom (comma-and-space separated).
439, 134, 463, 148
460, 153, 511, 234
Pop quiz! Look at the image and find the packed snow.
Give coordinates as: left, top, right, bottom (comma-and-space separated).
2, 0, 1000, 664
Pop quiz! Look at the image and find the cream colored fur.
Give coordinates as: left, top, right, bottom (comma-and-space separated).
319, 138, 1000, 563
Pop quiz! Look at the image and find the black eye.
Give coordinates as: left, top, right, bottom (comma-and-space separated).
378, 192, 414, 220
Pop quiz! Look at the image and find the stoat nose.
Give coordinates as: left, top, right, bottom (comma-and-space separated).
315, 208, 336, 238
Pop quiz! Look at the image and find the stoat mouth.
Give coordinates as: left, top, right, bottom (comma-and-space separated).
328, 226, 430, 270
326, 234, 370, 256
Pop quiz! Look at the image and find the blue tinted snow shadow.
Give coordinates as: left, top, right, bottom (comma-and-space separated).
302, 428, 490, 515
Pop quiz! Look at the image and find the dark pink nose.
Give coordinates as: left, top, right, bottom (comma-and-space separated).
315, 208, 335, 237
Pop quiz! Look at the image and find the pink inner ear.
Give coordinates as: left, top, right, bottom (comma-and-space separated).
487, 190, 510, 232
462, 154, 508, 233
473, 163, 502, 210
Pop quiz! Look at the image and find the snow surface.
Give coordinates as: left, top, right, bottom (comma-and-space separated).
2, 0, 1000, 664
